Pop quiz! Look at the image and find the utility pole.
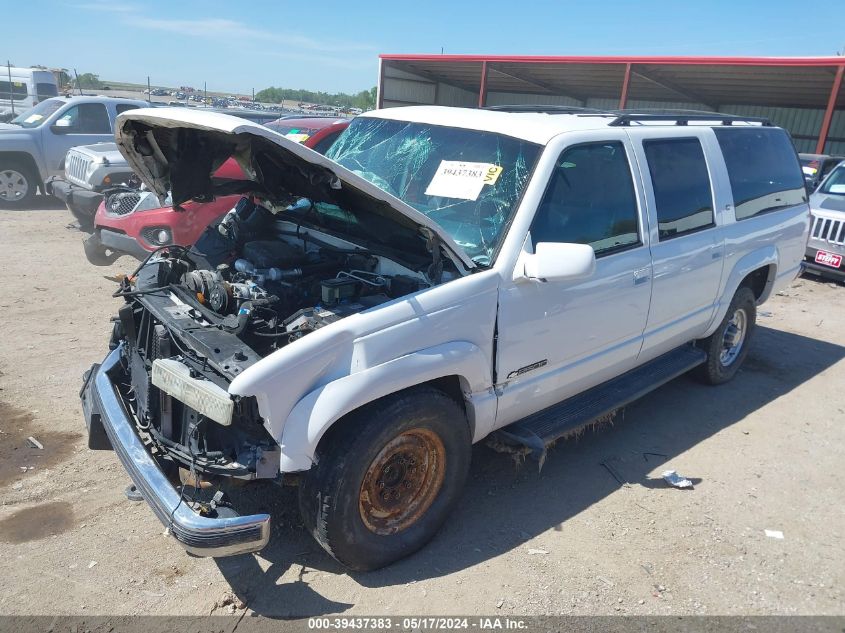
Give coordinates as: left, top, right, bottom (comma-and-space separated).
204, 81, 207, 105
73, 68, 83, 95
252, 87, 255, 107
147, 76, 151, 104
6, 61, 14, 116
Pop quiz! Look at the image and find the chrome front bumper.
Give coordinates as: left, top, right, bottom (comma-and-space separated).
81, 344, 271, 557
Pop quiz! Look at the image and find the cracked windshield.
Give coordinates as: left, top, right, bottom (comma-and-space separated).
326, 117, 541, 265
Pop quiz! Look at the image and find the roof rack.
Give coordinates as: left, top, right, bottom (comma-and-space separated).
483, 104, 613, 115
609, 113, 772, 127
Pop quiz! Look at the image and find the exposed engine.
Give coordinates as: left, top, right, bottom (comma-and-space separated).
141, 196, 427, 359
110, 196, 433, 479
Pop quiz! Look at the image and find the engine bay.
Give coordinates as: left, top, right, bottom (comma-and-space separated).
131, 196, 432, 360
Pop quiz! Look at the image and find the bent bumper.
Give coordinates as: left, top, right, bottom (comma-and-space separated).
46, 178, 104, 219
81, 344, 271, 557
98, 228, 152, 260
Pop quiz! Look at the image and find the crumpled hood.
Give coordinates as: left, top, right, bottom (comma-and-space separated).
113, 108, 475, 271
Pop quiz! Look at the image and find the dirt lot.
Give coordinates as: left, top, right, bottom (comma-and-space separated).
1, 199, 843, 618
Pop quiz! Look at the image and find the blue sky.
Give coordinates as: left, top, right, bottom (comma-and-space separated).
4, 0, 844, 95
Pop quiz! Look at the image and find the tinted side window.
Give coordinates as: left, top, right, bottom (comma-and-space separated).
714, 128, 805, 220
36, 82, 58, 98
57, 103, 111, 133
531, 141, 640, 256
116, 103, 139, 115
644, 138, 714, 239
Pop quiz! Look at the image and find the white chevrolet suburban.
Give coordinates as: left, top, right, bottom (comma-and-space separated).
81, 106, 809, 570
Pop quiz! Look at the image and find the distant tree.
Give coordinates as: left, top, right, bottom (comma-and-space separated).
256, 85, 378, 111
73, 72, 102, 90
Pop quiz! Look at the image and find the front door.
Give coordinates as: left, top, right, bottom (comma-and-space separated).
495, 133, 653, 428
43, 102, 114, 177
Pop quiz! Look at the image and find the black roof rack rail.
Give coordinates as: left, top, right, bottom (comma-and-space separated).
483, 104, 613, 115
609, 113, 772, 127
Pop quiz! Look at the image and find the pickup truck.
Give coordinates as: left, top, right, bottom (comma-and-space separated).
81, 106, 809, 571
0, 96, 146, 207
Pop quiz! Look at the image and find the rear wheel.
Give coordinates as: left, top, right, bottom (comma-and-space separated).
298, 386, 471, 571
696, 286, 756, 385
0, 160, 37, 208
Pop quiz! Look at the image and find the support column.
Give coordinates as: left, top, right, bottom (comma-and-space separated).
377, 59, 385, 109
816, 64, 844, 154
618, 63, 632, 110
478, 61, 488, 108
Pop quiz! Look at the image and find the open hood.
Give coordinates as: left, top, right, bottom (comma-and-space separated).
113, 108, 475, 272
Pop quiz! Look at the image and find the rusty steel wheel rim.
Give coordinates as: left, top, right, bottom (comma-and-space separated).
359, 428, 447, 536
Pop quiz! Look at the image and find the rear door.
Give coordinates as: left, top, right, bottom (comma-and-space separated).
628, 128, 728, 359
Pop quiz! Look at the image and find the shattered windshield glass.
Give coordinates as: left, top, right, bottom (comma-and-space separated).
325, 117, 541, 265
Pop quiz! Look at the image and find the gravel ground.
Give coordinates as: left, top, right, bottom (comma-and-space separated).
0, 199, 843, 618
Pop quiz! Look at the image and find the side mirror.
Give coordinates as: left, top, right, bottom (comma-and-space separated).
51, 118, 73, 134
522, 242, 596, 282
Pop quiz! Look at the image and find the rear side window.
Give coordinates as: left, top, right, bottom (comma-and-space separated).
531, 141, 640, 256
116, 103, 139, 115
644, 138, 714, 240
714, 128, 805, 220
36, 82, 58, 99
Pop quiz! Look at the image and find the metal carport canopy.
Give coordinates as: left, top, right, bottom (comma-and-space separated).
377, 55, 845, 153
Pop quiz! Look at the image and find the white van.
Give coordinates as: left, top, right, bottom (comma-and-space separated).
0, 67, 59, 120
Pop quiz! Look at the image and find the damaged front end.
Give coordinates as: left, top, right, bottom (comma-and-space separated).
81, 109, 476, 557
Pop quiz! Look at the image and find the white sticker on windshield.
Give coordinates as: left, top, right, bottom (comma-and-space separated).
830, 184, 845, 194
425, 161, 503, 201
24, 114, 43, 124
285, 133, 310, 143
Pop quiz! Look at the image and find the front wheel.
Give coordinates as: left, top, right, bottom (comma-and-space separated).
0, 161, 38, 208
298, 386, 472, 571
696, 286, 756, 385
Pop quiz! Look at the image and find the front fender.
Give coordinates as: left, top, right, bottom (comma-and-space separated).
702, 246, 777, 338
0, 136, 45, 179
276, 341, 493, 472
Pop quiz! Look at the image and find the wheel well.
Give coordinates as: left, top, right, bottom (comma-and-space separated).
314, 375, 471, 456
0, 152, 43, 187
741, 265, 775, 302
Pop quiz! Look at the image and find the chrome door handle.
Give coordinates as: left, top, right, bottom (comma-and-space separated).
633, 267, 650, 285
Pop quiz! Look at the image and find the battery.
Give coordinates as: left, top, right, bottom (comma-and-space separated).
321, 278, 358, 304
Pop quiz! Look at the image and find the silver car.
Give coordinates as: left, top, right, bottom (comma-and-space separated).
804, 160, 845, 281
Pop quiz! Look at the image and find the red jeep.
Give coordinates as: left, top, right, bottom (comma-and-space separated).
84, 116, 350, 265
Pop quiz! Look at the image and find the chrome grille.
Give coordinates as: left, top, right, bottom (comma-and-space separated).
107, 192, 141, 216
810, 214, 845, 245
65, 152, 92, 185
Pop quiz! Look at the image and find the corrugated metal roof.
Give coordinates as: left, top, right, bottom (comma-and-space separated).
379, 54, 845, 152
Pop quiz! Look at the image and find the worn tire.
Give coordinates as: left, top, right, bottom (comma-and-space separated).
696, 286, 756, 385
0, 159, 38, 208
298, 386, 472, 571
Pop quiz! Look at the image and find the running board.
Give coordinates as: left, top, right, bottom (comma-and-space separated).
492, 345, 706, 468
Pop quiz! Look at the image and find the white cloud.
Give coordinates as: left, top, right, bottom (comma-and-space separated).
121, 15, 375, 53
